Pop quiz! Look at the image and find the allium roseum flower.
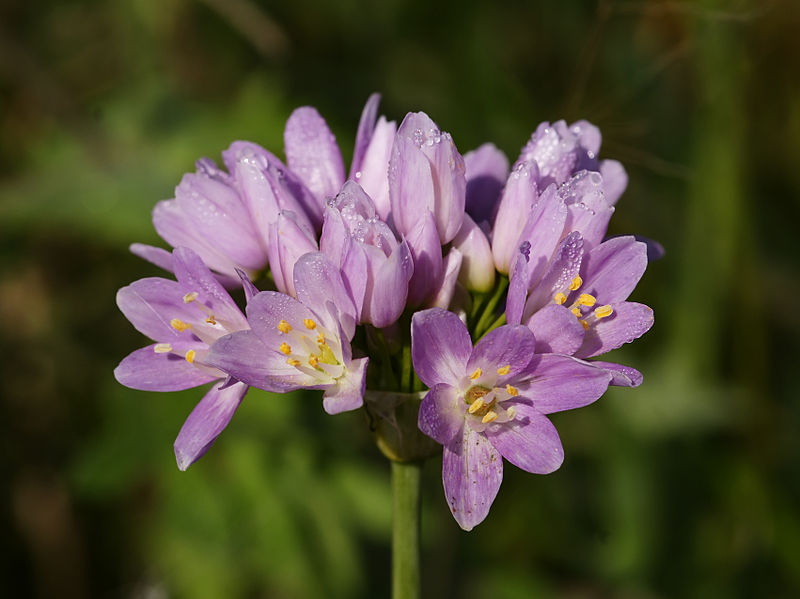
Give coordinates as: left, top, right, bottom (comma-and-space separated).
114, 247, 252, 470
412, 308, 612, 530
205, 252, 368, 415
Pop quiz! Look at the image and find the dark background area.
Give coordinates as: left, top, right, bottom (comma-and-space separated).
2, 0, 799, 597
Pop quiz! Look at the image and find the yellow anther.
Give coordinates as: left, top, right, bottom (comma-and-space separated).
482, 411, 498, 424
185, 350, 196, 364
571, 307, 582, 318
205, 315, 217, 325
308, 355, 319, 368
170, 318, 191, 332
576, 293, 597, 307
468, 398, 485, 414
506, 406, 517, 420
506, 384, 519, 396
317, 333, 326, 345
278, 319, 292, 334
554, 292, 567, 305
594, 305, 614, 319
279, 342, 292, 355
469, 368, 483, 380
580, 320, 589, 330
183, 291, 199, 303
568, 275, 583, 291
153, 343, 172, 353
497, 365, 511, 376
286, 358, 301, 366
303, 318, 317, 330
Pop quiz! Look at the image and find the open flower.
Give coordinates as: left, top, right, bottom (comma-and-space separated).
114, 247, 252, 470
205, 252, 368, 415
412, 308, 612, 530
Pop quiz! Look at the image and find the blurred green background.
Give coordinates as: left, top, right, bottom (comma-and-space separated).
2, 0, 799, 597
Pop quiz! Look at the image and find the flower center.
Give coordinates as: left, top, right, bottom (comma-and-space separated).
462, 366, 519, 430
553, 275, 613, 330
275, 317, 344, 382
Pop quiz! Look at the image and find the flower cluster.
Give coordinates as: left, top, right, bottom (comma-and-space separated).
116, 94, 654, 529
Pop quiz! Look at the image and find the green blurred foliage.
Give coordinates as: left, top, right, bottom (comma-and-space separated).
2, 0, 799, 597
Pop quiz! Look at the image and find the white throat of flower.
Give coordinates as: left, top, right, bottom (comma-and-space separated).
461, 365, 519, 433
275, 317, 345, 383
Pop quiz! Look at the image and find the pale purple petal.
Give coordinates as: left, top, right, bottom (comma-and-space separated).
350, 93, 381, 178
245, 291, 317, 349
116, 278, 200, 341
268, 211, 319, 297
130, 243, 174, 273
339, 242, 368, 320
319, 206, 350, 267
599, 159, 628, 206
355, 116, 395, 220
579, 236, 648, 304
411, 308, 472, 388
522, 231, 584, 318
205, 329, 320, 391
560, 171, 614, 250
236, 268, 259, 303
468, 325, 537, 380
442, 427, 503, 531
575, 302, 654, 358
405, 211, 443, 307
368, 239, 413, 328
285, 106, 346, 204
518, 121, 579, 186
517, 354, 611, 413
322, 356, 368, 414
526, 304, 585, 355
172, 247, 248, 331
174, 173, 265, 271
293, 252, 357, 339
593, 361, 644, 387
484, 403, 564, 474
428, 247, 462, 310
174, 380, 248, 470
505, 245, 530, 326
418, 384, 463, 445
115, 343, 217, 391
464, 142, 509, 225
388, 134, 435, 238
451, 214, 495, 293
491, 161, 538, 274
509, 184, 568, 290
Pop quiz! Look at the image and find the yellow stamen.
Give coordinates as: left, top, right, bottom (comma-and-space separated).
317, 333, 326, 345
568, 275, 583, 291
576, 293, 597, 307
506, 406, 517, 420
482, 411, 498, 424
286, 358, 301, 366
278, 319, 292, 334
153, 343, 172, 353
279, 342, 292, 355
468, 398, 485, 414
571, 307, 582, 318
308, 355, 319, 368
183, 291, 199, 303
469, 368, 483, 380
554, 292, 567, 305
497, 365, 511, 376
303, 318, 317, 330
185, 350, 196, 364
506, 384, 519, 396
205, 315, 217, 325
580, 320, 589, 330
170, 318, 191, 332
594, 305, 613, 319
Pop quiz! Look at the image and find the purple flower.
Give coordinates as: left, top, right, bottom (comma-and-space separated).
114, 247, 252, 470
389, 111, 466, 245
508, 234, 654, 387
144, 158, 269, 282
320, 181, 413, 328
463, 142, 509, 226
267, 211, 319, 297
205, 252, 368, 415
412, 308, 612, 530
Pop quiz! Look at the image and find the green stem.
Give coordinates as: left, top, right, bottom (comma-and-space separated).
392, 460, 422, 599
475, 275, 509, 337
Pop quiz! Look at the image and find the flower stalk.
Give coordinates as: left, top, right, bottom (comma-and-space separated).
392, 459, 422, 599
